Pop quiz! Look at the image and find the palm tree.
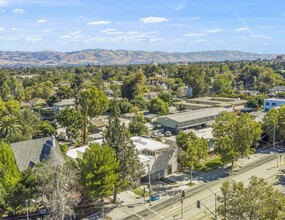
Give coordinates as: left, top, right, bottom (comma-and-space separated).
0, 115, 22, 139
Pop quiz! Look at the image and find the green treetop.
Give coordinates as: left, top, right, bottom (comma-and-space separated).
213, 112, 262, 168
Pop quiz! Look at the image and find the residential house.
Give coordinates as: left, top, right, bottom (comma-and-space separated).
29, 98, 46, 107
53, 98, 76, 112
11, 136, 64, 171
143, 91, 160, 99
183, 86, 193, 97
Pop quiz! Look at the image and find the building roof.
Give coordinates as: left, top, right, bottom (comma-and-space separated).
131, 136, 170, 152
66, 146, 89, 159
264, 98, 285, 102
29, 98, 46, 106
158, 107, 229, 123
54, 98, 75, 106
189, 128, 213, 140
11, 137, 64, 171
89, 119, 107, 128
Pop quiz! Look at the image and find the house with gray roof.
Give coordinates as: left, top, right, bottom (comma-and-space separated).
53, 98, 76, 112
11, 136, 64, 171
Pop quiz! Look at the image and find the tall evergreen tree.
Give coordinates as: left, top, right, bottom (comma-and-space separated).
104, 99, 143, 202
78, 86, 109, 143
79, 143, 119, 199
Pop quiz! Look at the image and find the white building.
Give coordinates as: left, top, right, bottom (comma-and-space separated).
66, 137, 178, 181
131, 136, 178, 180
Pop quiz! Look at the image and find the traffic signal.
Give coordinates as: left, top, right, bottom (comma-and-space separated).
182, 190, 185, 198
197, 200, 201, 208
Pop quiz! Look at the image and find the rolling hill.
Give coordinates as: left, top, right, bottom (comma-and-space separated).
0, 49, 275, 67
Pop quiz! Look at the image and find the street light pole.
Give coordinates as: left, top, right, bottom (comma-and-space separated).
25, 199, 36, 220
148, 164, 151, 203
25, 200, 29, 220
202, 183, 217, 220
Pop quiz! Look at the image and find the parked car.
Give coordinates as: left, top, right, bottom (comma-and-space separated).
164, 131, 172, 137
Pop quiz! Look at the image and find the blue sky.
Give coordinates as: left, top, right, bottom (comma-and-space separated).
0, 0, 285, 53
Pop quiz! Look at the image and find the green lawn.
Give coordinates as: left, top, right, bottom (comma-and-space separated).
199, 157, 223, 171
131, 188, 149, 197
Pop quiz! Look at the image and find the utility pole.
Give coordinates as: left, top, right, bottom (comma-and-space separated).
224, 193, 227, 220
273, 122, 276, 152
273, 123, 279, 167
143, 187, 146, 205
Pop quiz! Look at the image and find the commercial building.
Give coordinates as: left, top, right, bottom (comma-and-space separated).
174, 96, 247, 111
264, 98, 285, 111
66, 137, 178, 181
130, 136, 178, 180
157, 107, 230, 134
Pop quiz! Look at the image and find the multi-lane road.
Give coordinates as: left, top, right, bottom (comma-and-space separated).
122, 153, 284, 220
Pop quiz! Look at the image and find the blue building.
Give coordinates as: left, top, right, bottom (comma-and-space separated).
264, 98, 285, 111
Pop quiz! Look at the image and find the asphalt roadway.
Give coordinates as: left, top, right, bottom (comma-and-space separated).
123, 153, 282, 220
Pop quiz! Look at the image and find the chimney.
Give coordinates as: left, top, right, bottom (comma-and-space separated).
51, 135, 56, 147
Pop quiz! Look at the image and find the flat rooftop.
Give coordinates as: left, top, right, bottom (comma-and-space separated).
175, 102, 212, 108
187, 96, 247, 106
131, 136, 170, 152
264, 98, 285, 102
189, 127, 213, 140
54, 98, 75, 106
158, 107, 229, 123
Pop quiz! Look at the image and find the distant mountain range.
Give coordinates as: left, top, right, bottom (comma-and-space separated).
0, 49, 276, 67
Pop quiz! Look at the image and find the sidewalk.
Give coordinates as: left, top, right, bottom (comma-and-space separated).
106, 151, 274, 219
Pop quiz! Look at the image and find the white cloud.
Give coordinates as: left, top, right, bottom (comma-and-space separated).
139, 16, 169, 24
250, 34, 272, 39
43, 29, 51, 32
87, 20, 111, 25
58, 30, 87, 42
26, 36, 43, 43
12, 8, 25, 14
184, 33, 208, 37
1, 9, 5, 13
234, 27, 249, 32
0, 0, 7, 6
37, 19, 47, 23
195, 39, 208, 43
0, 27, 5, 31
100, 28, 122, 35
207, 28, 222, 33
175, 4, 185, 11
11, 27, 17, 31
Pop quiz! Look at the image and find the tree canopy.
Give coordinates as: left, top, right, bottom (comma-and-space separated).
176, 131, 208, 183
212, 112, 262, 167
79, 143, 119, 198
104, 100, 143, 202
218, 176, 285, 220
